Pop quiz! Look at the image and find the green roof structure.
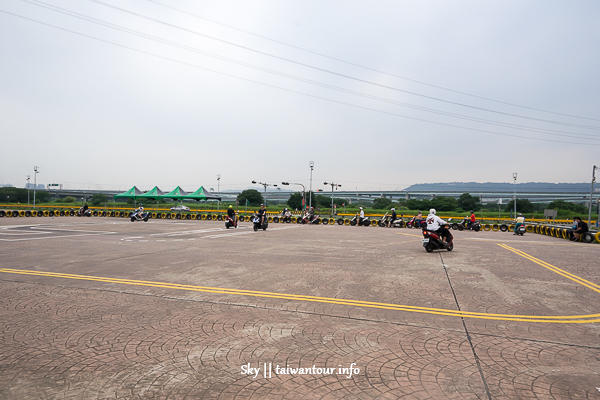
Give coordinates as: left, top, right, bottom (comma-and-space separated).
161, 186, 189, 200
113, 186, 143, 200
184, 186, 221, 201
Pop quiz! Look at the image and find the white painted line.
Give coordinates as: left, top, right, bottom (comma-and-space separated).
0, 232, 116, 242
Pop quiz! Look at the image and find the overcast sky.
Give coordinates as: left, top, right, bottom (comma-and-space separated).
1, 0, 599, 192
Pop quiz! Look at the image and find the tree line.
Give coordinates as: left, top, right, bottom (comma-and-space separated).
236, 189, 592, 215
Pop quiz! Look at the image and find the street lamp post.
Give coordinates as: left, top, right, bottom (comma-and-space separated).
281, 182, 306, 210
309, 161, 314, 211
217, 175, 221, 211
588, 165, 599, 225
26, 175, 30, 206
33, 166, 39, 209
512, 172, 517, 218
252, 181, 277, 206
323, 181, 342, 215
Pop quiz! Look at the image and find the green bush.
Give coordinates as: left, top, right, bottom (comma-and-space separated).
63, 196, 77, 203
90, 193, 108, 206
237, 189, 264, 207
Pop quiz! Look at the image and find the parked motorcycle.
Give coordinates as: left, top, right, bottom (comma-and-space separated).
422, 227, 454, 252
130, 211, 149, 222
225, 215, 237, 229
252, 213, 268, 231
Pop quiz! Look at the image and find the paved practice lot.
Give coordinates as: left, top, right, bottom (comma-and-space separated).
1, 216, 599, 399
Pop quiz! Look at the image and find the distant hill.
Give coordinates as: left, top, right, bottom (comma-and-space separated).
403, 182, 591, 193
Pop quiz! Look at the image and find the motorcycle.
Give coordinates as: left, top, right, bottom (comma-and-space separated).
459, 216, 481, 232
350, 214, 370, 226
378, 213, 404, 228
130, 211, 149, 222
406, 216, 425, 229
75, 208, 91, 217
301, 213, 320, 224
515, 224, 526, 235
422, 225, 454, 252
280, 213, 292, 223
252, 213, 268, 231
225, 215, 237, 229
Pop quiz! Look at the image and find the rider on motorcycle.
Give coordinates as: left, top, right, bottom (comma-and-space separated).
134, 203, 144, 219
282, 208, 291, 222
357, 207, 365, 227
513, 213, 525, 235
257, 204, 267, 226
227, 205, 236, 223
308, 207, 315, 222
426, 208, 452, 245
80, 202, 89, 216
469, 211, 476, 230
387, 207, 397, 228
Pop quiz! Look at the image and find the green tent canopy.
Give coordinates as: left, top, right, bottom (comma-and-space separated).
184, 186, 222, 201
113, 186, 143, 200
161, 186, 189, 200
137, 186, 165, 200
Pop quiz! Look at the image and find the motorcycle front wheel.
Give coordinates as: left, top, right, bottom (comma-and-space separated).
253, 224, 258, 231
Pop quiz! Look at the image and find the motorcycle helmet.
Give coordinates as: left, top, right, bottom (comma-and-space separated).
391, 208, 395, 211
429, 208, 436, 215
518, 213, 523, 217
139, 203, 143, 207
359, 207, 363, 209
229, 205, 233, 208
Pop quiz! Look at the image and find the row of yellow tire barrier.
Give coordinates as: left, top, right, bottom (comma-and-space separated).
1, 209, 599, 242
530, 223, 600, 243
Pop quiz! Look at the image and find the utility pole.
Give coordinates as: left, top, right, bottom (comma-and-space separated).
26, 175, 30, 206
323, 181, 341, 215
513, 172, 517, 218
588, 165, 599, 225
217, 174, 221, 211
309, 161, 314, 211
281, 182, 305, 210
252, 181, 277, 206
33, 166, 39, 209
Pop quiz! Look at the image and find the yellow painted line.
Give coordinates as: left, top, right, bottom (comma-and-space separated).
497, 244, 600, 294
397, 232, 423, 238
1, 267, 600, 324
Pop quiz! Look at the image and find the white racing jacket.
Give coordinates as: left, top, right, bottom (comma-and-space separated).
426, 214, 447, 231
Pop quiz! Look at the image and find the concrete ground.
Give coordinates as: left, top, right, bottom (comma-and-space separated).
0, 216, 599, 399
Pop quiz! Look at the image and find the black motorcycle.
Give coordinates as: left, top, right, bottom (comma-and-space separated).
459, 217, 481, 232
252, 213, 268, 231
